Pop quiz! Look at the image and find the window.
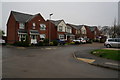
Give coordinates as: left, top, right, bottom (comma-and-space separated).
19, 23, 25, 29
19, 34, 26, 41
59, 34, 64, 40
76, 30, 80, 34
82, 30, 86, 34
108, 39, 114, 42
115, 39, 120, 42
67, 27, 71, 33
40, 24, 46, 30
31, 35, 36, 39
32, 23, 36, 29
59, 26, 63, 32
40, 34, 46, 40
94, 31, 96, 35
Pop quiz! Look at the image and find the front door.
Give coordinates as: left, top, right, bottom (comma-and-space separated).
31, 35, 37, 44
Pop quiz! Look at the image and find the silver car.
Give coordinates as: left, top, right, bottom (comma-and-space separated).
104, 38, 120, 48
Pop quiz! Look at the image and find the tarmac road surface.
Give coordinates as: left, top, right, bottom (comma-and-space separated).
2, 43, 119, 78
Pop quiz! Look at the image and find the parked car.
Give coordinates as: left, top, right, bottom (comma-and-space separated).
0, 39, 6, 45
73, 38, 86, 44
56, 39, 66, 45
104, 38, 120, 48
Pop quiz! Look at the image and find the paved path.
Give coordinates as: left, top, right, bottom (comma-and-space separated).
2, 43, 119, 78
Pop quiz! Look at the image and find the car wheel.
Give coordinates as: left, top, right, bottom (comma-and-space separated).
106, 44, 111, 48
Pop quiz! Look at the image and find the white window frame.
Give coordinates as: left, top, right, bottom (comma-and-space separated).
19, 23, 25, 29
59, 34, 64, 40
32, 23, 36, 29
40, 24, 46, 30
94, 31, 96, 35
59, 26, 63, 32
19, 34, 26, 41
40, 34, 46, 40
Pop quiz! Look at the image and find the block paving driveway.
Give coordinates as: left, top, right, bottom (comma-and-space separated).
2, 43, 119, 78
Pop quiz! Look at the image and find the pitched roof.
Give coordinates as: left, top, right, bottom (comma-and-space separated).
11, 11, 33, 23
67, 24, 84, 30
88, 26, 97, 32
49, 20, 63, 26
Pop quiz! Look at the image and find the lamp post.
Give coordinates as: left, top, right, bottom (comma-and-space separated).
49, 13, 53, 44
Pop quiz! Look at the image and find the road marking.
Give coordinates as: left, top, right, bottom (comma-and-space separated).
17, 47, 26, 49
105, 62, 118, 66
77, 58, 95, 63
44, 47, 57, 50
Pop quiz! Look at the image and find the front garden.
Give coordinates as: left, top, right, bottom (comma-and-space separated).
91, 49, 120, 61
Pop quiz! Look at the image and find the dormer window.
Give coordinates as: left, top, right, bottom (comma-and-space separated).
32, 23, 36, 29
19, 23, 25, 29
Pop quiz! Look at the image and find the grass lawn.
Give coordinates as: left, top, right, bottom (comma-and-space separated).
91, 49, 120, 61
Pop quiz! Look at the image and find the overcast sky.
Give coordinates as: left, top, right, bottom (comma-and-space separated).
1, 1, 119, 34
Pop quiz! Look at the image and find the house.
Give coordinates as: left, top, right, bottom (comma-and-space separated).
67, 24, 87, 39
47, 20, 75, 41
85, 25, 100, 40
7, 11, 49, 44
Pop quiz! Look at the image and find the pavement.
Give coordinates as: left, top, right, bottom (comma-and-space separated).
73, 49, 120, 71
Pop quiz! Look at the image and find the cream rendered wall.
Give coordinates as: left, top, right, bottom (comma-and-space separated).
81, 26, 86, 34
57, 21, 67, 32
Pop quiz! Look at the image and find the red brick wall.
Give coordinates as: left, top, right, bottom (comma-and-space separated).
47, 21, 57, 41
94, 27, 100, 39
7, 13, 17, 44
26, 14, 48, 42
85, 26, 94, 39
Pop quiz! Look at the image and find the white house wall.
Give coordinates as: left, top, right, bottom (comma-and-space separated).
81, 26, 87, 34
57, 21, 67, 32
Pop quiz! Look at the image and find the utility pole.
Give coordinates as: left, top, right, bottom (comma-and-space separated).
49, 13, 53, 44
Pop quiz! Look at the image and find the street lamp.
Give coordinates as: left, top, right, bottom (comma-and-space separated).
49, 13, 53, 44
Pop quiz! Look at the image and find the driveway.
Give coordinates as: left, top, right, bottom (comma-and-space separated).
2, 43, 119, 78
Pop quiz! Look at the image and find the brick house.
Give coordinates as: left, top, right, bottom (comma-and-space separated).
7, 11, 49, 44
47, 20, 75, 41
85, 25, 100, 40
67, 24, 87, 39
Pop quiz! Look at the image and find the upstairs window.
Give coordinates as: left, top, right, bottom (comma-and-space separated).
67, 27, 71, 33
32, 23, 36, 29
19, 23, 25, 29
40, 24, 46, 30
59, 26, 63, 32
94, 31, 96, 35
76, 30, 80, 34
82, 30, 86, 34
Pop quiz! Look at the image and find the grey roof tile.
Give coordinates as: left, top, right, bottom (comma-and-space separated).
11, 11, 33, 23
49, 20, 63, 26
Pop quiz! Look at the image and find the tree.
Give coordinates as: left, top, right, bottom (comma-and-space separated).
0, 30, 5, 37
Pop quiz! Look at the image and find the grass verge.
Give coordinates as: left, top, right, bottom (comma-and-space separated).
91, 49, 120, 61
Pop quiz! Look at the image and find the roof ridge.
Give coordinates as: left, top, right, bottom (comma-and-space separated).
11, 11, 33, 16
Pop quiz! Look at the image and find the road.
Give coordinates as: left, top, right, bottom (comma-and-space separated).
2, 43, 119, 78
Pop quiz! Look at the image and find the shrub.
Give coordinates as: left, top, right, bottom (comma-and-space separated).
52, 40, 58, 46
37, 41, 44, 46
43, 39, 49, 46
70, 42, 75, 45
100, 39, 105, 43
13, 41, 29, 47
75, 41, 80, 44
86, 39, 93, 43
93, 39, 99, 42
49, 42, 53, 46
